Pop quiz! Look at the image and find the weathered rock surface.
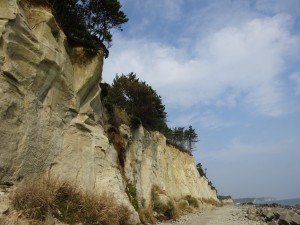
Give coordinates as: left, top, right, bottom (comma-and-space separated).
123, 126, 219, 207
245, 205, 300, 225
0, 0, 219, 223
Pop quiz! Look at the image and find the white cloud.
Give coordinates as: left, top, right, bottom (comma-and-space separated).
197, 111, 234, 130
104, 14, 299, 117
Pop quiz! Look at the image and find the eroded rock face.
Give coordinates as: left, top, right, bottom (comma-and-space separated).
0, 0, 107, 187
0, 0, 139, 221
0, 0, 219, 223
123, 125, 219, 208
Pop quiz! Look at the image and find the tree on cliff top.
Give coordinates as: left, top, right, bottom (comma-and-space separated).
47, 0, 128, 56
166, 126, 199, 153
103, 73, 167, 132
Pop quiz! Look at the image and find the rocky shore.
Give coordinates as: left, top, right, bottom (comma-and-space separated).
245, 204, 300, 225
159, 204, 300, 225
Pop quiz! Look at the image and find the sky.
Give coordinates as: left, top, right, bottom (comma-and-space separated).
102, 0, 300, 200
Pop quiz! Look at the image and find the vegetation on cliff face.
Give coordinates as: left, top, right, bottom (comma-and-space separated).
101, 73, 168, 132
196, 163, 217, 192
26, 0, 128, 57
101, 73, 200, 155
166, 126, 199, 153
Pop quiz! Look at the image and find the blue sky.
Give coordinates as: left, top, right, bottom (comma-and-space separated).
102, 0, 300, 199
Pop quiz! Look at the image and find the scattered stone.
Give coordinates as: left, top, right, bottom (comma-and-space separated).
241, 204, 300, 225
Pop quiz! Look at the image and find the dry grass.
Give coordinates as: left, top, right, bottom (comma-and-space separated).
201, 198, 222, 207
20, 0, 52, 10
12, 177, 130, 225
106, 125, 126, 168
138, 186, 221, 224
184, 195, 199, 208
13, 177, 56, 221
151, 185, 179, 221
177, 199, 194, 214
139, 206, 156, 224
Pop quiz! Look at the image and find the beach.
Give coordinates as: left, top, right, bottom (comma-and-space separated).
159, 204, 300, 225
159, 205, 265, 225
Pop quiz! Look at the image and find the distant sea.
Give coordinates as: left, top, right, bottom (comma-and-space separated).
260, 198, 300, 206
234, 197, 300, 206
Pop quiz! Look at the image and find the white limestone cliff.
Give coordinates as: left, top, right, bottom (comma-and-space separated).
0, 0, 219, 223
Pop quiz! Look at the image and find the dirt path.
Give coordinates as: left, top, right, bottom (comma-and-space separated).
160, 205, 267, 225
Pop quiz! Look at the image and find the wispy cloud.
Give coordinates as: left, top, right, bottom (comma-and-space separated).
106, 0, 300, 199
197, 111, 234, 130
104, 15, 299, 117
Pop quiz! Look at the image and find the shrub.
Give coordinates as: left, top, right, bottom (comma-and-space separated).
151, 185, 179, 220
13, 177, 130, 225
177, 199, 194, 214
130, 116, 141, 130
13, 178, 56, 220
184, 195, 199, 208
217, 195, 232, 201
201, 198, 222, 207
138, 206, 156, 224
106, 125, 126, 167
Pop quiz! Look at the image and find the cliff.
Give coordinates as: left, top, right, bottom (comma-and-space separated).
0, 0, 219, 223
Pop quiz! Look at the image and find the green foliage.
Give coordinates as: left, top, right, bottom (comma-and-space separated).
104, 73, 167, 132
217, 195, 232, 201
196, 163, 217, 192
102, 73, 199, 156
167, 125, 199, 153
196, 163, 206, 177
127, 183, 139, 211
130, 116, 142, 129
47, 0, 128, 56
100, 82, 111, 99
84, 0, 128, 48
208, 180, 217, 192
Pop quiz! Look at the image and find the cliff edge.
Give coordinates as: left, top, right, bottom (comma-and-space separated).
0, 1, 219, 224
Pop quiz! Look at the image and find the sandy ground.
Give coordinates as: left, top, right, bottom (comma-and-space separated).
159, 205, 267, 225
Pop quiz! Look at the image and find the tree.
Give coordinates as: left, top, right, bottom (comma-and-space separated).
84, 0, 129, 49
105, 73, 167, 131
184, 125, 199, 152
167, 126, 199, 153
47, 0, 128, 55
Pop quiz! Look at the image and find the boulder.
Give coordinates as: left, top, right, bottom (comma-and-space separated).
278, 212, 293, 225
290, 212, 300, 225
264, 211, 276, 222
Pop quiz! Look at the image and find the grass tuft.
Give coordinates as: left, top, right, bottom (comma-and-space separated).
184, 195, 199, 208
127, 183, 139, 211
151, 185, 179, 220
12, 177, 130, 225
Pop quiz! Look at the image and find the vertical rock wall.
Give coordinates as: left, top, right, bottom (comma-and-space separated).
122, 125, 219, 207
0, 1, 219, 223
